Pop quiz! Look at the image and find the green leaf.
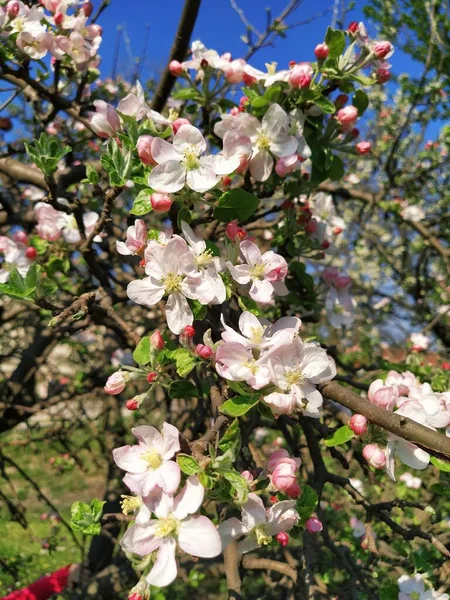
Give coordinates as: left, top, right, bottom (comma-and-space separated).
172, 87, 203, 101
251, 96, 269, 108
170, 348, 197, 377
222, 470, 249, 504
430, 456, 450, 472
177, 454, 201, 475
25, 133, 71, 176
133, 336, 151, 365
191, 299, 207, 320
177, 208, 192, 227
324, 27, 346, 58
324, 425, 354, 447
71, 498, 105, 535
218, 419, 241, 458
315, 95, 336, 114
169, 380, 199, 399
352, 90, 369, 116
130, 189, 152, 216
327, 154, 345, 181
205, 240, 221, 257
214, 189, 260, 223
220, 395, 259, 417
85, 164, 100, 185
296, 485, 318, 524
237, 296, 260, 315
258, 402, 274, 420
349, 73, 376, 86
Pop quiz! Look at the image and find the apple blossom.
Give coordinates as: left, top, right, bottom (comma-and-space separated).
127, 237, 216, 334
219, 493, 299, 555
267, 449, 290, 472
215, 342, 271, 389
150, 193, 173, 213
169, 60, 184, 76
113, 423, 181, 495
397, 573, 449, 600
120, 475, 221, 587
271, 458, 300, 492
263, 338, 336, 417
90, 100, 121, 138
136, 135, 156, 166
399, 472, 422, 489
349, 414, 368, 435
276, 531, 289, 547
227, 240, 288, 303
117, 219, 147, 256
356, 141, 372, 155
0, 236, 32, 283
314, 43, 329, 60
35, 202, 101, 244
410, 332, 430, 351
372, 41, 394, 60
289, 62, 313, 88
225, 219, 247, 242
336, 105, 358, 130
362, 443, 386, 469
104, 371, 127, 395
367, 379, 398, 410
150, 331, 165, 351
306, 516, 323, 533
220, 311, 301, 351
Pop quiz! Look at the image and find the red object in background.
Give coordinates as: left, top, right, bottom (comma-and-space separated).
1, 565, 71, 600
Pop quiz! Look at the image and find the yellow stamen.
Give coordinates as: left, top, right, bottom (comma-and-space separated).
250, 263, 266, 279
162, 272, 183, 294
256, 133, 271, 151
141, 450, 163, 469
155, 515, 180, 538
255, 526, 272, 546
120, 495, 142, 515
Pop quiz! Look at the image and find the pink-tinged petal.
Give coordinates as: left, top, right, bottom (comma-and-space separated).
385, 439, 396, 481
127, 277, 165, 307
238, 534, 259, 555
219, 517, 248, 548
203, 268, 226, 304
215, 342, 252, 368
156, 460, 181, 494
161, 422, 180, 459
146, 537, 178, 588
249, 278, 273, 303
241, 493, 266, 530
186, 165, 219, 193
173, 124, 207, 155
227, 262, 251, 284
116, 241, 133, 255
181, 276, 215, 304
238, 311, 266, 340
395, 440, 430, 471
249, 150, 273, 182
165, 292, 193, 335
112, 445, 148, 473
240, 240, 261, 267
270, 135, 298, 158
265, 502, 298, 536
173, 475, 204, 520
124, 471, 158, 496
263, 391, 296, 415
120, 521, 161, 556
151, 138, 181, 163
132, 425, 164, 451
148, 161, 186, 193
295, 381, 323, 410
163, 237, 189, 275
135, 501, 152, 525
220, 315, 249, 346
299, 346, 332, 382
178, 516, 222, 558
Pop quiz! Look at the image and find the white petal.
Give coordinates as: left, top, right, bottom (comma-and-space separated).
249, 150, 273, 182
186, 165, 219, 193
395, 440, 430, 471
249, 279, 273, 303
132, 425, 164, 451
151, 138, 181, 163
146, 537, 178, 588
162, 422, 181, 459
173, 475, 205, 519
173, 124, 206, 155
178, 516, 222, 557
241, 493, 266, 530
127, 277, 165, 308
148, 161, 186, 193
165, 292, 193, 334
219, 517, 248, 549
120, 521, 160, 556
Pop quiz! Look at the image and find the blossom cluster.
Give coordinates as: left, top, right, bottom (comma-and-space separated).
216, 311, 336, 417
0, 0, 101, 67
0, 232, 35, 283
361, 370, 450, 477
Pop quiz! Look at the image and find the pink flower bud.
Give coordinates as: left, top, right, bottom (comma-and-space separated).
183, 325, 195, 338
196, 344, 214, 359
150, 193, 172, 213
314, 43, 330, 60
271, 459, 299, 492
150, 331, 165, 351
6, 1, 20, 17
172, 118, 190, 135
334, 275, 352, 289
376, 68, 391, 84
267, 449, 290, 472
90, 24, 102, 36
305, 219, 318, 234
230, 107, 240, 116
348, 21, 359, 34
226, 219, 247, 242
289, 62, 313, 89
83, 1, 93, 17
146, 371, 158, 383
356, 141, 372, 155
12, 230, 28, 244
306, 516, 323, 533
372, 41, 393, 60
25, 247, 37, 260
349, 414, 368, 435
242, 72, 257, 86
169, 60, 184, 76
126, 399, 139, 411
335, 94, 348, 108
241, 470, 254, 482
285, 483, 301, 498
276, 532, 289, 547
350, 128, 360, 138
104, 371, 126, 395
362, 443, 386, 469
136, 135, 156, 166
90, 100, 120, 138
224, 61, 244, 84
367, 379, 397, 410
336, 105, 358, 130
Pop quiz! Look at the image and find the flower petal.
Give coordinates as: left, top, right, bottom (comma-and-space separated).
120, 521, 160, 556
165, 292, 193, 334
186, 165, 219, 193
178, 516, 222, 558
161, 422, 181, 459
173, 475, 204, 520
146, 537, 178, 588
148, 161, 186, 193
127, 277, 165, 308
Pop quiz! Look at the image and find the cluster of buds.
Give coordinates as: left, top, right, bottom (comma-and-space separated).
267, 449, 301, 498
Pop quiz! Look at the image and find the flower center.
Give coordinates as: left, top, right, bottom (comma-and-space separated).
255, 526, 272, 546
250, 263, 266, 279
257, 133, 271, 151
155, 515, 180, 538
286, 368, 304, 386
410, 594, 420, 600
162, 272, 183, 294
141, 450, 163, 469
120, 495, 142, 515
196, 250, 213, 267
183, 150, 200, 170
250, 326, 266, 344
265, 62, 278, 75
243, 359, 258, 374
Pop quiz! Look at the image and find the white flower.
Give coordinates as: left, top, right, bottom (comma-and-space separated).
126, 237, 215, 334
0, 237, 32, 283
148, 124, 233, 193
401, 205, 425, 222
220, 311, 301, 350
398, 573, 449, 600
219, 493, 298, 555
309, 192, 345, 243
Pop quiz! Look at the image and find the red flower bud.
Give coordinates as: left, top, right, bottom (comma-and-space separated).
146, 371, 158, 383
372, 41, 393, 60
126, 399, 139, 411
182, 325, 195, 338
150, 331, 165, 351
356, 141, 372, 155
169, 60, 184, 76
196, 344, 213, 359
314, 43, 329, 60
335, 94, 348, 108
25, 247, 37, 260
150, 193, 172, 213
242, 72, 257, 86
83, 1, 93, 17
276, 532, 289, 547
349, 414, 368, 435
348, 21, 359, 34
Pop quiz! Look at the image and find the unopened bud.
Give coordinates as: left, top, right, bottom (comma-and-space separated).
83, 1, 93, 17
150, 193, 172, 213
314, 43, 329, 60
306, 516, 323, 533
126, 399, 139, 411
25, 246, 37, 260
169, 60, 184, 76
356, 141, 372, 155
276, 532, 289, 547
6, 1, 20, 17
150, 331, 165, 351
196, 344, 213, 359
349, 414, 368, 435
172, 118, 190, 134
136, 135, 156, 166
146, 371, 158, 383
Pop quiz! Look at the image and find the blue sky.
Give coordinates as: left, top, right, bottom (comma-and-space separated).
96, 0, 421, 83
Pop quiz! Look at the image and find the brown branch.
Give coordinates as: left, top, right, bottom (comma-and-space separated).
150, 0, 202, 112
223, 541, 242, 600
242, 555, 297, 583
319, 381, 450, 462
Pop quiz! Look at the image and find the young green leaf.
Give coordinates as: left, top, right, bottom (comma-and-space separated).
324, 425, 354, 447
